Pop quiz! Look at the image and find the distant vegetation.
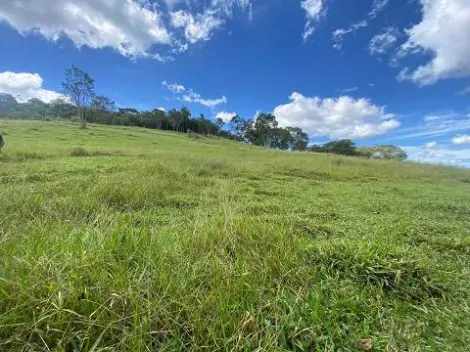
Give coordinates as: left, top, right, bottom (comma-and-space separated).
0, 120, 469, 351
0, 65, 407, 160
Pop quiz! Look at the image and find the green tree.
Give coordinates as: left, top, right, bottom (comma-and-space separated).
286, 127, 309, 151
323, 139, 357, 156
230, 115, 250, 141
216, 117, 225, 131
250, 113, 278, 146
62, 65, 95, 128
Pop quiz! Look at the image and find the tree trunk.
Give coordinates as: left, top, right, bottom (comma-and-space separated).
78, 106, 87, 129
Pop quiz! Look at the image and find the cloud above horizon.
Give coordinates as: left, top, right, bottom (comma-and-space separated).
398, 0, 470, 85
273, 93, 400, 139
0, 71, 65, 103
162, 81, 227, 108
301, 0, 325, 41
0, 0, 252, 60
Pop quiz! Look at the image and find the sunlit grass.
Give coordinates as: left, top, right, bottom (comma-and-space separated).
1, 119, 469, 351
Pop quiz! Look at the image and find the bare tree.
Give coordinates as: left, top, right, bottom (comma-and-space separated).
62, 65, 95, 128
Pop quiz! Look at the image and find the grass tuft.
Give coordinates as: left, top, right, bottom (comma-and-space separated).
1, 120, 469, 350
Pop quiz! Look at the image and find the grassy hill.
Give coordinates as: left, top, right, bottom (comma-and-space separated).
1, 119, 469, 351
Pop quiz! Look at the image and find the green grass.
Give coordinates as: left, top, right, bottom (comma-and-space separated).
1, 119, 469, 351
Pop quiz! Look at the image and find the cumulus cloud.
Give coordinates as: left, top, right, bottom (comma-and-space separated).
333, 20, 367, 50
425, 141, 437, 148
369, 27, 399, 55
162, 81, 227, 108
0, 71, 65, 103
0, 0, 252, 60
398, 0, 470, 85
273, 92, 400, 139
301, 0, 325, 41
0, 0, 171, 59
452, 135, 470, 144
216, 111, 237, 122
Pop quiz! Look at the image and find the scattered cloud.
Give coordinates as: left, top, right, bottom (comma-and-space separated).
273, 92, 400, 139
425, 141, 437, 148
404, 143, 470, 167
424, 112, 459, 122
301, 0, 325, 41
216, 111, 237, 122
170, 9, 223, 44
331, 0, 390, 49
162, 81, 227, 108
333, 20, 367, 50
369, 27, 400, 55
340, 87, 359, 93
162, 81, 186, 94
398, 0, 470, 85
0, 0, 252, 60
458, 86, 470, 95
452, 135, 470, 144
0, 71, 65, 103
369, 0, 390, 18
387, 112, 470, 142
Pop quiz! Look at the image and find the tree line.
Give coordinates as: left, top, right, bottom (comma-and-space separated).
0, 65, 407, 160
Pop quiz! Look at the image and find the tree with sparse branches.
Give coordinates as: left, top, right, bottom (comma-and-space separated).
62, 65, 95, 128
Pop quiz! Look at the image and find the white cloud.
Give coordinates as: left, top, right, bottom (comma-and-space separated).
169, 1, 253, 44
340, 87, 359, 93
404, 143, 470, 167
387, 112, 470, 142
216, 111, 236, 122
0, 71, 65, 103
273, 92, 400, 139
425, 141, 438, 148
452, 135, 470, 144
301, 0, 325, 41
458, 86, 470, 95
331, 0, 390, 49
0, 0, 252, 60
162, 81, 186, 94
398, 0, 470, 85
0, 0, 171, 59
369, 27, 399, 55
162, 81, 227, 108
424, 112, 459, 122
369, 0, 390, 18
333, 20, 367, 50
170, 9, 223, 44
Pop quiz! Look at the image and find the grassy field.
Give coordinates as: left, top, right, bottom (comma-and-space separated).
1, 119, 469, 351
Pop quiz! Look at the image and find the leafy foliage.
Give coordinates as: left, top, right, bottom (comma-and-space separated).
62, 65, 95, 128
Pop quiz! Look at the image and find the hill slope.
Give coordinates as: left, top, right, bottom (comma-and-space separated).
1, 120, 469, 351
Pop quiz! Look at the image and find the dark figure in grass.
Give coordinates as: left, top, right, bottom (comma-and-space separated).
0, 134, 4, 153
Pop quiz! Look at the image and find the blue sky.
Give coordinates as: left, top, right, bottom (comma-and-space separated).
1, 0, 470, 166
